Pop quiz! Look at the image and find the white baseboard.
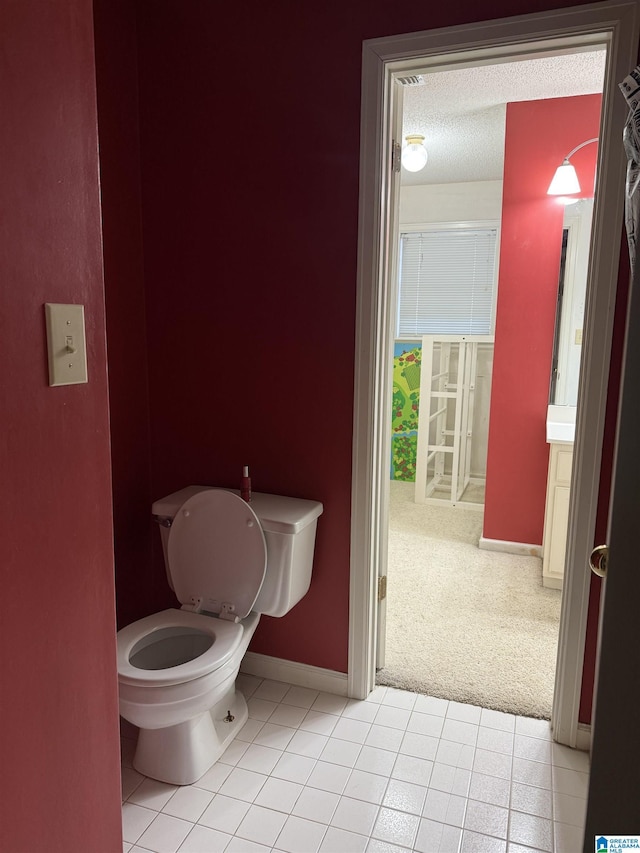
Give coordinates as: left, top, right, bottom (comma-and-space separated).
479, 537, 543, 558
241, 652, 348, 697
576, 722, 591, 752
241, 653, 588, 749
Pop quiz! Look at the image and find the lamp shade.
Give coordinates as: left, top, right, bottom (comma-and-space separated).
547, 159, 581, 195
547, 138, 598, 197
402, 135, 428, 172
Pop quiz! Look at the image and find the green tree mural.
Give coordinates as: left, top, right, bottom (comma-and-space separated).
391, 344, 421, 481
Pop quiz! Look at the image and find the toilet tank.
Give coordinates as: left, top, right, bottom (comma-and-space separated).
152, 486, 323, 618
248, 491, 323, 617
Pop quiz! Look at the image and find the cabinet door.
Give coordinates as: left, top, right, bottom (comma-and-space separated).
544, 484, 570, 588
542, 443, 573, 589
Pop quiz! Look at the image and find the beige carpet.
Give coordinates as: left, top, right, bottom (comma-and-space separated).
376, 481, 561, 718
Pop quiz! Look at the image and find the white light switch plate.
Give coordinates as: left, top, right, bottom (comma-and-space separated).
44, 303, 88, 386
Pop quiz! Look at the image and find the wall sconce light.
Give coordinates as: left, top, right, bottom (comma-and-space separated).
547, 137, 599, 200
401, 134, 428, 172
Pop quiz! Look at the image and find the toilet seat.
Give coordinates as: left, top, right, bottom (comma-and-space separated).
167, 489, 267, 619
117, 609, 244, 687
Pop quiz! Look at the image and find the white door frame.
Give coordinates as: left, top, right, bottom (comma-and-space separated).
349, 1, 639, 747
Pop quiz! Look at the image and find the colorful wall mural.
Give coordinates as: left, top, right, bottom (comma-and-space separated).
391, 342, 422, 481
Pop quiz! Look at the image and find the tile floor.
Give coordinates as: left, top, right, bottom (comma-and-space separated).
121, 676, 589, 853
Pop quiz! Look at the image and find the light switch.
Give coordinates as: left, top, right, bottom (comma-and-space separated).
575, 328, 583, 345
44, 303, 88, 386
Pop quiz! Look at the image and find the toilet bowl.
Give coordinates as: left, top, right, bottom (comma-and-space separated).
118, 608, 260, 784
116, 486, 322, 785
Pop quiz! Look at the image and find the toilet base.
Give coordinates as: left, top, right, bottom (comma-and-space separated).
132, 686, 248, 785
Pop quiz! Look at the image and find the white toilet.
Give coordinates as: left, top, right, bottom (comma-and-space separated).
116, 485, 323, 785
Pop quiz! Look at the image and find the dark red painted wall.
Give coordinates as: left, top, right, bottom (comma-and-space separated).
134, 0, 373, 671
133, 0, 592, 674
578, 231, 632, 723
93, 0, 158, 629
131, 2, 622, 681
0, 1, 122, 850
0, 5, 630, 848
115, 1, 630, 718
484, 95, 601, 545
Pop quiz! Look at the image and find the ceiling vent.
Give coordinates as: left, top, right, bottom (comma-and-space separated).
397, 74, 424, 86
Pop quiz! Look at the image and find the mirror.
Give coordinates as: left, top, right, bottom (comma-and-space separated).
549, 198, 594, 407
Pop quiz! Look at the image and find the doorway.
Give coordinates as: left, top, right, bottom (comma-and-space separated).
376, 56, 603, 719
349, 2, 638, 748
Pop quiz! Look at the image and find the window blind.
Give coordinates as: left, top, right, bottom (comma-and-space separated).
397, 228, 498, 337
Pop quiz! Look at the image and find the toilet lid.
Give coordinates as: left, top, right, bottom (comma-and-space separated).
167, 489, 267, 619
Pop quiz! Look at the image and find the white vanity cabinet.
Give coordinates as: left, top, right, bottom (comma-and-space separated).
542, 406, 576, 590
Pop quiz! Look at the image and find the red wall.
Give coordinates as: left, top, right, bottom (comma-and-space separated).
0, 4, 631, 847
134, 0, 375, 671
112, 1, 627, 714
0, 1, 122, 850
93, 0, 159, 629
130, 2, 622, 682
484, 95, 601, 545
578, 230, 631, 723
133, 0, 590, 674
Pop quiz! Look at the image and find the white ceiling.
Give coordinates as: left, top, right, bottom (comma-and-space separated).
401, 49, 607, 186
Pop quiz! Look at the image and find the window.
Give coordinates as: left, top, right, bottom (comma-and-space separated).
396, 226, 498, 338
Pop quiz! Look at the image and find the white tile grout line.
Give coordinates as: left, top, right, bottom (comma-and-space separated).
121, 678, 589, 852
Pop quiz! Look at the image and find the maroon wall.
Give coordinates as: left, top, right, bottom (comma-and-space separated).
0, 1, 122, 850
93, 0, 157, 628
131, 2, 627, 681
579, 230, 632, 723
484, 95, 601, 546
0, 5, 631, 848
134, 0, 378, 671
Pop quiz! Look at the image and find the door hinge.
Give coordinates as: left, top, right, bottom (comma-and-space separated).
391, 141, 402, 173
378, 575, 387, 601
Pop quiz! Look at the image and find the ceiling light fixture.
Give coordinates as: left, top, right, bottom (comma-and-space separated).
547, 137, 599, 199
401, 134, 428, 172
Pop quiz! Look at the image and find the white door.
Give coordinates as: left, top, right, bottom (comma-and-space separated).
375, 77, 404, 671
350, 2, 640, 751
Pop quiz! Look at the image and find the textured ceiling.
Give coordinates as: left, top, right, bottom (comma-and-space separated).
401, 49, 607, 186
